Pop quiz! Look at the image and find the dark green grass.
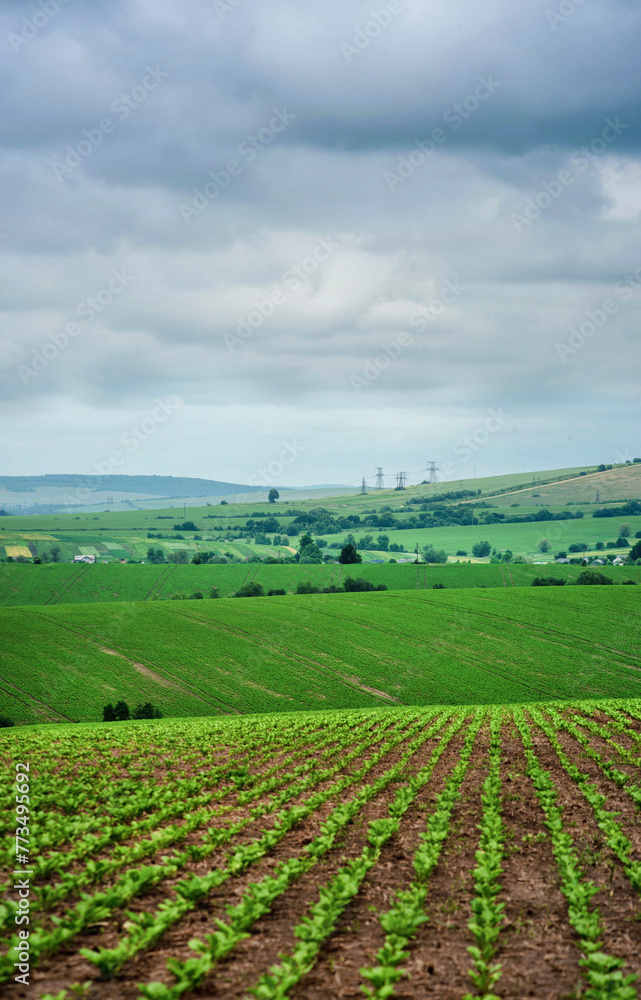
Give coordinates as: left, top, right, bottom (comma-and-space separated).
1, 587, 639, 725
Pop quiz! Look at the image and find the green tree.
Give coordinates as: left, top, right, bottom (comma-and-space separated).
339, 543, 362, 564
268, 488, 279, 503
619, 523, 631, 537
472, 540, 491, 558
234, 581, 265, 597
537, 538, 551, 553
423, 544, 448, 564
376, 534, 390, 551
113, 700, 130, 721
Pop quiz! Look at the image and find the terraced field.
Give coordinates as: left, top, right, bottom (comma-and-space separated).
1, 588, 641, 724
2, 701, 641, 1000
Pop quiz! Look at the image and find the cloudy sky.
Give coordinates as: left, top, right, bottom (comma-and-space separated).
1, 0, 640, 489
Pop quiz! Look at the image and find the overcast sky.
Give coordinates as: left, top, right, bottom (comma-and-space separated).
1, 0, 640, 490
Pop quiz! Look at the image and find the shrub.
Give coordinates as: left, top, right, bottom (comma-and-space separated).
234, 581, 265, 598
537, 538, 551, 553
575, 570, 613, 586
0, 716, 14, 728
595, 541, 605, 550
455, 550, 467, 556
343, 577, 387, 592
432, 582, 445, 589
114, 700, 130, 721
192, 591, 204, 599
102, 703, 116, 722
209, 586, 220, 599
296, 581, 319, 594
132, 702, 162, 719
532, 577, 566, 586
568, 543, 588, 552
615, 536, 629, 547
472, 541, 491, 558
268, 588, 287, 596
622, 580, 637, 585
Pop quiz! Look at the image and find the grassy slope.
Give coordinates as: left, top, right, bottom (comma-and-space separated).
1, 588, 639, 724
1, 561, 641, 607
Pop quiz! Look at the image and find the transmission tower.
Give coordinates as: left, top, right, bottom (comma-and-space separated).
360, 477, 368, 494
426, 461, 439, 484
374, 467, 385, 489
395, 471, 407, 489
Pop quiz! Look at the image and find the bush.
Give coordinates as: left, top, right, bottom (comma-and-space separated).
114, 700, 131, 721
432, 582, 445, 589
268, 588, 287, 596
0, 716, 14, 728
234, 581, 265, 598
455, 550, 467, 556
472, 541, 491, 558
537, 538, 551, 553
615, 536, 629, 547
132, 702, 162, 719
531, 577, 566, 586
192, 591, 204, 599
343, 577, 387, 592
622, 580, 637, 585
568, 543, 588, 552
575, 570, 613, 586
595, 542, 605, 550
102, 703, 116, 722
296, 581, 319, 594
209, 586, 220, 599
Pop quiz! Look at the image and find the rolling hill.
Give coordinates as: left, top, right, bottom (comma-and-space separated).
1, 587, 640, 724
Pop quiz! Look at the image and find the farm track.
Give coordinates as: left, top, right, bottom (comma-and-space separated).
2, 702, 641, 1000
43, 566, 87, 605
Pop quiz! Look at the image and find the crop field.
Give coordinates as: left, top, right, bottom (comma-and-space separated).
3, 561, 641, 607
1, 587, 641, 724
2, 700, 641, 1000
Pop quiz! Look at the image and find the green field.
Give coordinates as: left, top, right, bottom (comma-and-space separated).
1, 560, 640, 607
2, 462, 640, 567
2, 702, 641, 998
2, 587, 640, 725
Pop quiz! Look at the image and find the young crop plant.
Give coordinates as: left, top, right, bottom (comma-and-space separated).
79, 713, 450, 984
527, 707, 641, 896
136, 712, 469, 999
514, 709, 638, 1000
358, 711, 485, 999
463, 709, 506, 1000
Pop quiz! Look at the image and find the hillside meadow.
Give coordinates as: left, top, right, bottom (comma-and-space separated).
1, 560, 641, 606
1, 587, 640, 725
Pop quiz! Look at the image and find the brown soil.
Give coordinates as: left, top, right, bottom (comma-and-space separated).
13, 710, 641, 1000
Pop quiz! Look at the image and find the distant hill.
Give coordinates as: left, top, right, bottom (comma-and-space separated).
0, 474, 267, 509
